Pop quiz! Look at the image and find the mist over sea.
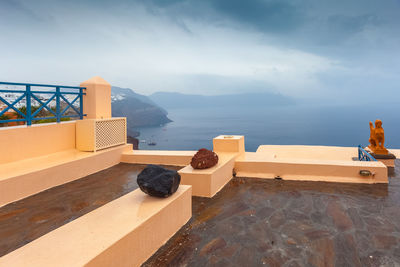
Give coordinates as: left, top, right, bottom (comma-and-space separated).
135, 104, 400, 152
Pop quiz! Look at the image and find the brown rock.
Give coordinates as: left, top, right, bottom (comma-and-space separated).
190, 148, 218, 169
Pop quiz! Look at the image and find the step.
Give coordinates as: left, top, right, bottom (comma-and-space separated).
0, 185, 192, 267
0, 144, 132, 207
235, 152, 388, 184
179, 152, 237, 197
121, 150, 196, 166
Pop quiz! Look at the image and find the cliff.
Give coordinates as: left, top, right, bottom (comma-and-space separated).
111, 87, 172, 131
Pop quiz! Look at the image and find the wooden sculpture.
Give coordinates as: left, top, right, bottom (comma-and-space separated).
368, 119, 388, 155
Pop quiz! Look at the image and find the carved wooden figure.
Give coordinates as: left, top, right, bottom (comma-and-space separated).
368, 119, 388, 155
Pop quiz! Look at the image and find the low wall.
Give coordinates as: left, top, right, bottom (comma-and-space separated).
0, 122, 76, 164
235, 154, 388, 184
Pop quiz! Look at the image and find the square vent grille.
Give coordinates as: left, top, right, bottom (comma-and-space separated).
95, 118, 126, 151
76, 118, 127, 152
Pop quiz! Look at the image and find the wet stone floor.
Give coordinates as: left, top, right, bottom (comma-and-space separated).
0, 163, 181, 257
144, 160, 400, 267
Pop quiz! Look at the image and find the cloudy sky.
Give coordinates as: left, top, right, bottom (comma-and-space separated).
1, 0, 399, 102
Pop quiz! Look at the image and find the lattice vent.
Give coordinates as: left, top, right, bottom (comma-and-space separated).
95, 118, 126, 151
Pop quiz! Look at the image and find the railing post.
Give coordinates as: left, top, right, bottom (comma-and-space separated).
26, 85, 32, 126
79, 88, 83, 120
56, 87, 61, 123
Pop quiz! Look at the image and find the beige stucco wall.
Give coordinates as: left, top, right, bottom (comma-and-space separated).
0, 122, 76, 164
256, 145, 358, 161
80, 76, 111, 119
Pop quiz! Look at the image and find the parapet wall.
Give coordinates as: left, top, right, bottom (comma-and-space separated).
0, 122, 76, 164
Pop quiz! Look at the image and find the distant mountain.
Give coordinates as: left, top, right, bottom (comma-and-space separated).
112, 87, 168, 115
111, 87, 172, 132
149, 92, 295, 109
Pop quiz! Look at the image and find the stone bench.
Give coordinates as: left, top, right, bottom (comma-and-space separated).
0, 186, 192, 267
0, 145, 131, 207
179, 152, 237, 197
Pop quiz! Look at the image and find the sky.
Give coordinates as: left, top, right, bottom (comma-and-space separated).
0, 0, 399, 103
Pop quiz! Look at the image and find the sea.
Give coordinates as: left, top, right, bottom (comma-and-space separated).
134, 104, 400, 152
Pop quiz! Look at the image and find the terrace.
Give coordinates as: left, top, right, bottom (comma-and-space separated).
0, 77, 398, 266
144, 165, 400, 266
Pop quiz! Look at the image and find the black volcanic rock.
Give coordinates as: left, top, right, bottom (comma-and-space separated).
137, 165, 181, 198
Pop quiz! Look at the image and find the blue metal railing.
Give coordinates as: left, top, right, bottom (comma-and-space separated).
0, 82, 86, 126
358, 145, 377, 161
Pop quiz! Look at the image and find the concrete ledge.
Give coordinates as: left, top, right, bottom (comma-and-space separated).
121, 150, 196, 166
390, 149, 400, 158
377, 159, 396, 168
0, 185, 192, 267
235, 152, 388, 184
256, 145, 357, 161
179, 153, 236, 197
0, 144, 132, 207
